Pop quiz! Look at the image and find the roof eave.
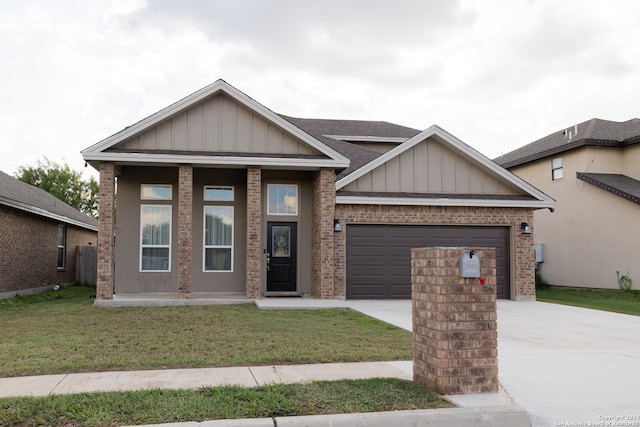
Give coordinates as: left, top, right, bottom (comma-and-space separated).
82, 152, 350, 169
0, 196, 98, 231
335, 195, 555, 209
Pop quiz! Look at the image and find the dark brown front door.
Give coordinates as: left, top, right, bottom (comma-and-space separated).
267, 222, 297, 293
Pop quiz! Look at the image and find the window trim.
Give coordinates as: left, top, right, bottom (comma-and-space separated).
203, 205, 234, 272
139, 204, 172, 272
57, 224, 66, 270
551, 157, 564, 181
204, 185, 235, 202
267, 184, 299, 216
141, 184, 173, 200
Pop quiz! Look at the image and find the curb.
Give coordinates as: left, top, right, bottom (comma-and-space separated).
125, 405, 531, 427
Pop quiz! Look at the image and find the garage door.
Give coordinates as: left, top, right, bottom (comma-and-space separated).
346, 225, 510, 299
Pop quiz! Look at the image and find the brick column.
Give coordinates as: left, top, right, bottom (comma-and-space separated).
177, 165, 193, 299
412, 247, 498, 395
311, 168, 336, 299
246, 166, 262, 299
96, 162, 115, 300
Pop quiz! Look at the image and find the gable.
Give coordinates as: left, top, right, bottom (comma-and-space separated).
337, 125, 555, 209
342, 136, 520, 195
113, 93, 322, 156
82, 80, 349, 169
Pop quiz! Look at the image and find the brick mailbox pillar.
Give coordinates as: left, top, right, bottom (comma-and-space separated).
411, 246, 498, 395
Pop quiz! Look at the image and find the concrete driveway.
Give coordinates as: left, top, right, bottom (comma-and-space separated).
345, 299, 640, 427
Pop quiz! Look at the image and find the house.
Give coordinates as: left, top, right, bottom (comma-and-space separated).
0, 170, 98, 299
81, 80, 554, 302
496, 118, 640, 290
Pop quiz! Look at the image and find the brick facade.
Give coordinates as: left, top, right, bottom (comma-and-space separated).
97, 162, 115, 300
246, 166, 262, 298
177, 165, 193, 299
412, 246, 498, 394
311, 168, 336, 299
0, 205, 97, 294
333, 204, 535, 300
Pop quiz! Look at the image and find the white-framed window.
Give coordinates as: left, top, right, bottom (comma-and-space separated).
552, 157, 563, 181
203, 206, 233, 272
141, 184, 172, 200
140, 205, 171, 272
204, 186, 234, 202
57, 224, 66, 269
267, 184, 298, 216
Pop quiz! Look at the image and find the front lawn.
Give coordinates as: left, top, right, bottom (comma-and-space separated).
0, 286, 451, 427
0, 286, 412, 377
536, 285, 640, 316
0, 378, 453, 427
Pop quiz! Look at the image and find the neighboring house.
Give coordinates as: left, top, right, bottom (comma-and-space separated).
0, 170, 98, 298
496, 118, 640, 290
82, 80, 553, 302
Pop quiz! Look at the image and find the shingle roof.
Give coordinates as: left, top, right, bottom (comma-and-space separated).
280, 115, 421, 180
495, 118, 640, 168
0, 170, 98, 230
577, 173, 640, 206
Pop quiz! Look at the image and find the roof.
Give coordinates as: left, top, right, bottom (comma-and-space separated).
0, 170, 98, 231
280, 116, 420, 180
496, 118, 640, 168
577, 173, 640, 206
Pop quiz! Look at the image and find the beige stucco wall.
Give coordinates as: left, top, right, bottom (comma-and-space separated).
510, 146, 640, 289
113, 166, 315, 296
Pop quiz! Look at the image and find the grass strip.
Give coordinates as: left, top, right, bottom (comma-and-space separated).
0, 378, 453, 427
536, 285, 640, 316
0, 286, 412, 378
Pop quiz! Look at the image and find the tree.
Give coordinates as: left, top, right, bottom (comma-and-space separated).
15, 158, 99, 218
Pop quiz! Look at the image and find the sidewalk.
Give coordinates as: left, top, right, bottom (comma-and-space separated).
0, 361, 527, 427
0, 361, 414, 398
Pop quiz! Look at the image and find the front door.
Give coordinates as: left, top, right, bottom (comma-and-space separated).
267, 222, 297, 293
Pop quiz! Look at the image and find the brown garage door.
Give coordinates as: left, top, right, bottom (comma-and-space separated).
346, 225, 510, 299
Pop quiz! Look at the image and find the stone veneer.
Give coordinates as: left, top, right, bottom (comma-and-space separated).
333, 204, 535, 300
412, 246, 498, 394
177, 166, 193, 299
246, 166, 262, 298
97, 162, 115, 300
311, 168, 336, 299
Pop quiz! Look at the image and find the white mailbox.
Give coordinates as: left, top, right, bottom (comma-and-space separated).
459, 250, 481, 278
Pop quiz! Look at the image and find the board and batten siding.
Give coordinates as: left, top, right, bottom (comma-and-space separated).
119, 93, 321, 156
343, 138, 521, 195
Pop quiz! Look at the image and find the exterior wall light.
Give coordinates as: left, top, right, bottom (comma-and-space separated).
521, 222, 532, 234
334, 219, 342, 232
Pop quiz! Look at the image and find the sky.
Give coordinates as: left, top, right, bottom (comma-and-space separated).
1, 0, 639, 180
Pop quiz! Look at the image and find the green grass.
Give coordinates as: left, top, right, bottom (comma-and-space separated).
0, 287, 452, 426
0, 286, 411, 377
536, 285, 640, 316
0, 378, 453, 427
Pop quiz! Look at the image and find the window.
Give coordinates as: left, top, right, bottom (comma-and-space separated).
204, 206, 233, 271
204, 186, 234, 201
267, 184, 298, 215
57, 224, 66, 269
140, 205, 171, 271
141, 184, 172, 200
552, 157, 563, 181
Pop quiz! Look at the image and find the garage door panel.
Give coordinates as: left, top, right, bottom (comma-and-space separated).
347, 225, 510, 299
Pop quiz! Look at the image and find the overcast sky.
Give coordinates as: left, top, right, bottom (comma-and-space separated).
1, 0, 639, 179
